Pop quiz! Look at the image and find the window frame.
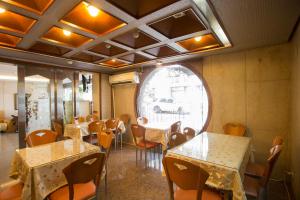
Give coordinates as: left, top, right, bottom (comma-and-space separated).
134, 63, 212, 133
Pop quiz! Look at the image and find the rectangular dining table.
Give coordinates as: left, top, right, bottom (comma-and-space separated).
9, 139, 100, 200
142, 122, 171, 150
166, 132, 251, 200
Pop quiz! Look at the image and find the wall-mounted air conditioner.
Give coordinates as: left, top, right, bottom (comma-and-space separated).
109, 72, 139, 85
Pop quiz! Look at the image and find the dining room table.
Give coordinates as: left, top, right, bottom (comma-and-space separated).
142, 122, 171, 150
166, 132, 251, 200
9, 139, 101, 200
64, 119, 126, 140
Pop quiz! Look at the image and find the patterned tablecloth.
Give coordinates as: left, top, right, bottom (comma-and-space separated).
167, 132, 251, 200
143, 123, 171, 149
9, 139, 100, 200
64, 120, 126, 140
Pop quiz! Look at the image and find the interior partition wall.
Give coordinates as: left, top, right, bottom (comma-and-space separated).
16, 64, 99, 148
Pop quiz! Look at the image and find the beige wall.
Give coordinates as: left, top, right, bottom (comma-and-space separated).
113, 43, 292, 178
101, 74, 112, 119
92, 73, 100, 118
290, 23, 300, 199
0, 80, 18, 120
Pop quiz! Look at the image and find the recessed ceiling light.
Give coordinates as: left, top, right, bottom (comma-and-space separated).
63, 30, 71, 36
67, 60, 73, 64
194, 36, 202, 42
87, 5, 100, 17
112, 59, 116, 62
133, 31, 140, 39
156, 61, 162, 66
0, 7, 6, 14
105, 44, 111, 49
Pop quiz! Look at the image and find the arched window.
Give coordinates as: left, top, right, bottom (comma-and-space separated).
137, 64, 210, 132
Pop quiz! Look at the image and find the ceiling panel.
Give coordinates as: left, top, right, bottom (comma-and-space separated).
42, 26, 92, 47
149, 9, 206, 39
119, 53, 150, 64
107, 0, 179, 19
61, 1, 126, 36
0, 32, 21, 47
177, 34, 221, 52
1, 0, 54, 14
100, 59, 127, 68
71, 52, 103, 62
28, 41, 71, 56
112, 29, 158, 49
143, 45, 179, 58
0, 9, 36, 34
88, 42, 126, 56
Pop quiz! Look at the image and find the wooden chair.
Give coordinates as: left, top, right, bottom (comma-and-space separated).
137, 117, 148, 125
86, 114, 100, 122
84, 121, 103, 145
245, 136, 283, 178
49, 153, 106, 200
163, 156, 222, 200
168, 132, 187, 149
183, 127, 196, 140
223, 123, 246, 136
244, 145, 283, 199
25, 129, 58, 147
52, 120, 71, 141
171, 121, 181, 133
0, 180, 23, 200
120, 114, 130, 126
131, 124, 160, 168
97, 131, 113, 192
105, 119, 122, 150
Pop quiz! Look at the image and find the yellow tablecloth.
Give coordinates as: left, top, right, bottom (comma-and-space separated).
166, 132, 251, 200
9, 139, 100, 200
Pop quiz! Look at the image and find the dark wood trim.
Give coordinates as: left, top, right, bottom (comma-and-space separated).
134, 63, 212, 132
99, 72, 102, 120
111, 85, 114, 118
17, 65, 26, 148
74, 71, 80, 116
288, 15, 300, 42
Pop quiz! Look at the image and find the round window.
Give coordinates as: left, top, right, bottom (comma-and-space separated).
137, 64, 210, 132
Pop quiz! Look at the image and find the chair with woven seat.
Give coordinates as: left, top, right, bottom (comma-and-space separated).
244, 145, 283, 199
131, 124, 160, 168
163, 156, 222, 200
105, 119, 122, 150
0, 180, 23, 200
49, 152, 106, 200
25, 129, 58, 147
97, 131, 113, 192
183, 127, 196, 140
171, 121, 181, 133
245, 136, 283, 178
137, 117, 148, 125
223, 123, 246, 136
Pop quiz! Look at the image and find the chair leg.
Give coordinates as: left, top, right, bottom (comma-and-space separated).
114, 135, 117, 150
105, 163, 108, 193
135, 148, 138, 166
120, 133, 123, 150
145, 148, 147, 169
140, 149, 142, 160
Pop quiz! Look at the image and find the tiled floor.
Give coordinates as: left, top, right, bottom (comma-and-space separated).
0, 133, 290, 199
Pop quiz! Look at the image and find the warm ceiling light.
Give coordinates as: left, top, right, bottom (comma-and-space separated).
194, 36, 202, 42
111, 59, 116, 62
63, 30, 71, 36
0, 7, 6, 13
87, 5, 100, 17
156, 61, 162, 66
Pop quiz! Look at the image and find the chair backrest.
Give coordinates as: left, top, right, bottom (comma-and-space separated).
168, 132, 187, 149
88, 121, 103, 134
171, 121, 181, 133
97, 131, 113, 158
63, 153, 106, 200
183, 127, 196, 140
130, 124, 146, 145
25, 129, 58, 147
105, 119, 119, 129
270, 136, 283, 154
120, 114, 130, 126
52, 120, 63, 137
163, 156, 209, 200
262, 145, 282, 187
137, 117, 148, 125
223, 123, 246, 136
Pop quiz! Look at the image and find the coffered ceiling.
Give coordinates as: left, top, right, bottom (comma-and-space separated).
0, 0, 298, 73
